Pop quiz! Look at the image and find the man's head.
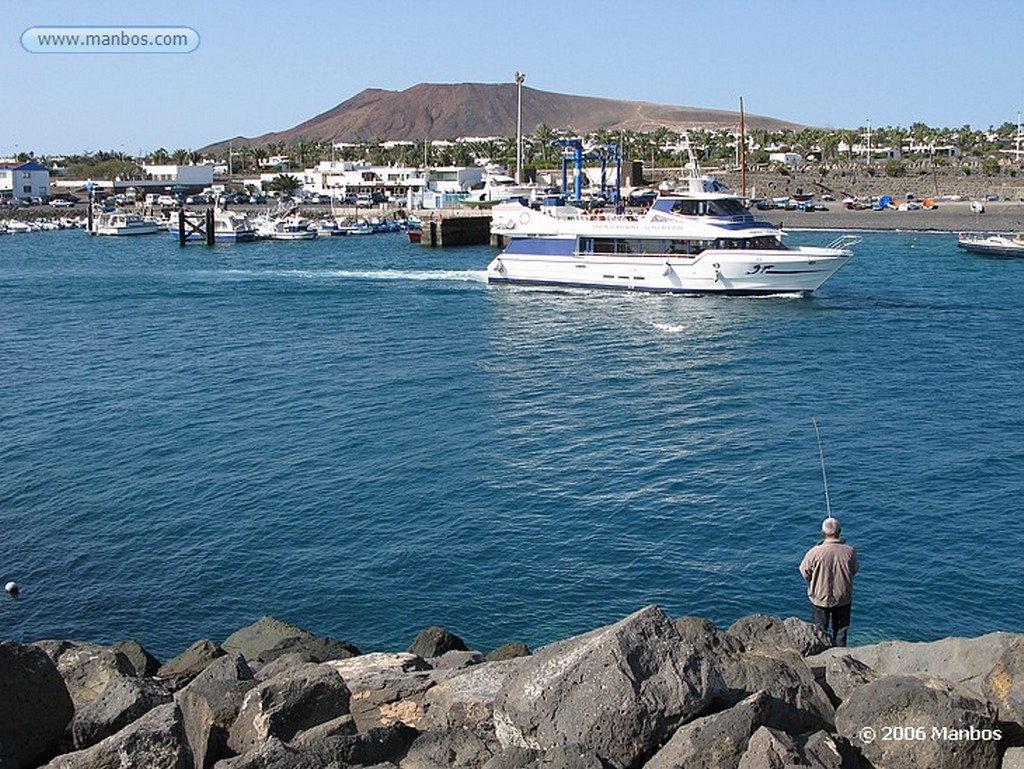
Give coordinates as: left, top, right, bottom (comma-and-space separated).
821, 517, 842, 538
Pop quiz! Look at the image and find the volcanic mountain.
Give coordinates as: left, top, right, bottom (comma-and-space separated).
204, 83, 801, 152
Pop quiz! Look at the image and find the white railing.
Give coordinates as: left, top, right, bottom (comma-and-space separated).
825, 234, 863, 250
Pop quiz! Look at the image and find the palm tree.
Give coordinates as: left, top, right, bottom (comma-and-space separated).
531, 123, 557, 167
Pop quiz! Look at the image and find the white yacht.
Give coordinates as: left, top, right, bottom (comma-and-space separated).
487, 176, 858, 296
91, 212, 161, 236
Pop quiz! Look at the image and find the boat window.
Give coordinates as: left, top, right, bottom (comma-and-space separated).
705, 199, 749, 216
669, 200, 704, 216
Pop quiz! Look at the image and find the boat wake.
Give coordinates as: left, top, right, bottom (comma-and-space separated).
323, 269, 488, 283
214, 268, 488, 284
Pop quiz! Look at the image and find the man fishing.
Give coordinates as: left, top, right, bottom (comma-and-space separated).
799, 517, 859, 646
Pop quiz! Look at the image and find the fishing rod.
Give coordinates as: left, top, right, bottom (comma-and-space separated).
811, 417, 833, 518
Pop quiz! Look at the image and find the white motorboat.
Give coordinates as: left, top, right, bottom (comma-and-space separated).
91, 212, 161, 236
487, 174, 858, 295
255, 213, 318, 241
957, 232, 1024, 258
5, 220, 33, 233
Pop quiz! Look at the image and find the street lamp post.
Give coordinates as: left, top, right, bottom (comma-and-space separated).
514, 71, 526, 183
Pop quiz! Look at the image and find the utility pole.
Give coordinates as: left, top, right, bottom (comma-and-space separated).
514, 71, 526, 183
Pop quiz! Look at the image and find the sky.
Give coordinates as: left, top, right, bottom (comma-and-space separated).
5, 0, 1023, 156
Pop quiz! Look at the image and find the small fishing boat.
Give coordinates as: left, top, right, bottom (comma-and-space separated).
166, 209, 257, 243
91, 212, 161, 236
957, 232, 1024, 258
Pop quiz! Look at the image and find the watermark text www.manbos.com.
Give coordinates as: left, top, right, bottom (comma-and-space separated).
856, 724, 1003, 745
21, 27, 199, 54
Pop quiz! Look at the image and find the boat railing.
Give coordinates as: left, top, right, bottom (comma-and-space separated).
825, 234, 863, 250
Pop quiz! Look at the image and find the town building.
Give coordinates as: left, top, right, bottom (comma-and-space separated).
0, 161, 51, 200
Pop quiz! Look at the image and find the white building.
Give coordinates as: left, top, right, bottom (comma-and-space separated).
142, 164, 214, 186
0, 161, 51, 200
769, 152, 804, 166
251, 160, 485, 206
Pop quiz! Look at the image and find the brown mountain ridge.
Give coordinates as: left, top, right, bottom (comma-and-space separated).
203, 82, 802, 152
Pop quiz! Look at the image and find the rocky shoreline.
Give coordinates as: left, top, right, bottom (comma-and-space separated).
2, 607, 1022, 768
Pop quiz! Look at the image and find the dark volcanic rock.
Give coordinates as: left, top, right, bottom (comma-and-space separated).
727, 614, 831, 657
642, 690, 772, 769
227, 663, 351, 754
493, 605, 711, 769
222, 615, 360, 664
482, 744, 607, 769
835, 674, 1002, 768
808, 631, 1024, 698
407, 626, 469, 658
421, 658, 526, 737
111, 639, 162, 677
487, 643, 531, 662
326, 653, 436, 732
309, 723, 419, 767
42, 702, 190, 769
0, 641, 74, 769
71, 674, 172, 748
716, 648, 835, 734
984, 639, 1024, 725
35, 640, 136, 709
402, 728, 495, 768
175, 653, 256, 769
817, 653, 881, 706
735, 726, 803, 769
158, 639, 227, 680
674, 616, 744, 659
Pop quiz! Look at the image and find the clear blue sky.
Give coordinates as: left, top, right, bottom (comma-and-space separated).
6, 0, 1023, 156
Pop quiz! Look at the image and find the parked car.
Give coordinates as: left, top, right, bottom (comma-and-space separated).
49, 199, 74, 208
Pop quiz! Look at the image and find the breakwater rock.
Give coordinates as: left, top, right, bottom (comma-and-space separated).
2, 607, 1023, 768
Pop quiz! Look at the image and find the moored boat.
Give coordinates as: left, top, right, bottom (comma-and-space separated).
91, 211, 161, 236
487, 176, 858, 295
166, 208, 257, 242
254, 213, 318, 240
957, 231, 1024, 258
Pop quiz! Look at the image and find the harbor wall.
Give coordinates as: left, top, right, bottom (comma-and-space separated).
4, 608, 1022, 768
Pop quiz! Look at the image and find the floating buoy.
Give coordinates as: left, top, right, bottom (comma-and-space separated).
5, 581, 19, 595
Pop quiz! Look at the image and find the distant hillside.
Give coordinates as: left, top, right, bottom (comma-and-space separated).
203, 83, 802, 153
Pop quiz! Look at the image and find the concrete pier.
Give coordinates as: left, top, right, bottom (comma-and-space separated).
419, 215, 491, 247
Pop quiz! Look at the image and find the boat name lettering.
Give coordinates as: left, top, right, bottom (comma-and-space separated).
746, 264, 775, 275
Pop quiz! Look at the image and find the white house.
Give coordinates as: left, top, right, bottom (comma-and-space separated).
0, 161, 51, 200
141, 164, 214, 186
769, 152, 804, 166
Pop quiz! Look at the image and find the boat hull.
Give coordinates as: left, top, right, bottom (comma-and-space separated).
94, 225, 160, 236
486, 248, 851, 295
957, 236, 1024, 258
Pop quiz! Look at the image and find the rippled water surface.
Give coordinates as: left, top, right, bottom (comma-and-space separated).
1, 228, 1021, 659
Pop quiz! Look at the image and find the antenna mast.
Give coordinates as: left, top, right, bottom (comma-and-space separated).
739, 97, 747, 198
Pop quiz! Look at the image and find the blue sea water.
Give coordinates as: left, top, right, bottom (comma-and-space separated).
1, 227, 1022, 661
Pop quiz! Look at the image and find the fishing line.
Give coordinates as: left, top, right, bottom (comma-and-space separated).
811, 417, 832, 518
